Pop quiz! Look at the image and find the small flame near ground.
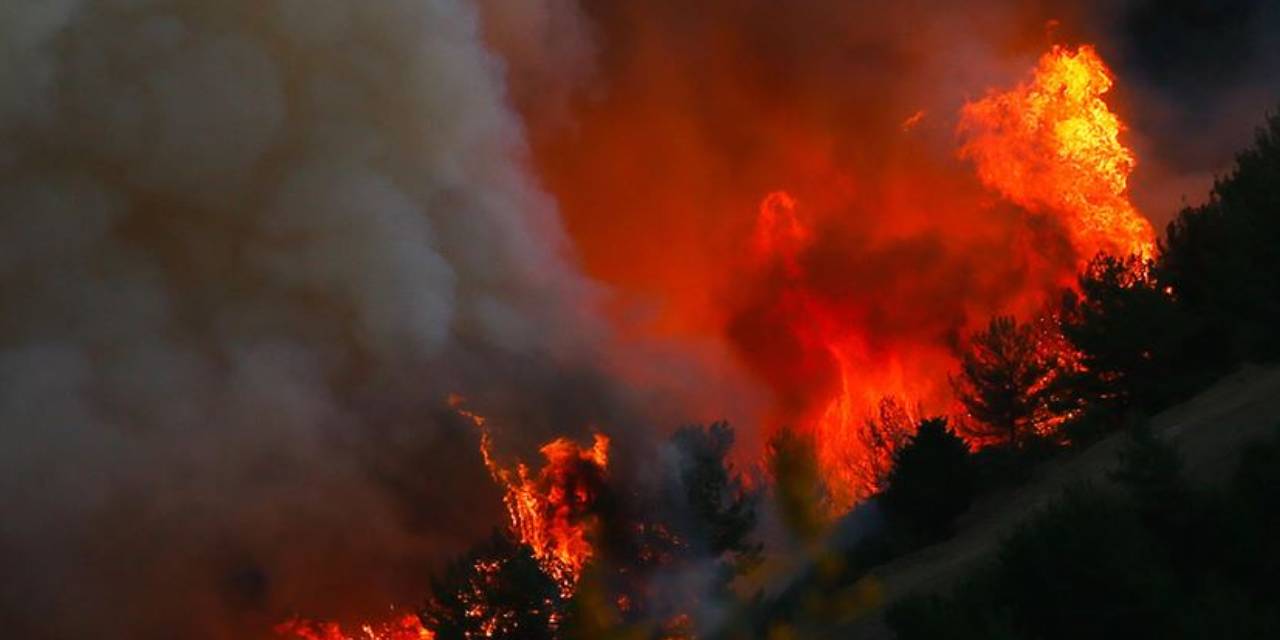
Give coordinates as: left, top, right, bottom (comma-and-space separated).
275, 399, 608, 638
273, 614, 432, 640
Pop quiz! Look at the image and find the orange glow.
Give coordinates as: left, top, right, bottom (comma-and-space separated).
454, 399, 608, 594
752, 191, 808, 275
276, 397, 607, 638
959, 45, 1155, 261
747, 192, 936, 508
274, 614, 433, 640
735, 45, 1153, 510
520, 31, 1159, 511
901, 110, 927, 132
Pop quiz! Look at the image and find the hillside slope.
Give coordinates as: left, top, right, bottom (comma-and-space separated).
841, 364, 1280, 639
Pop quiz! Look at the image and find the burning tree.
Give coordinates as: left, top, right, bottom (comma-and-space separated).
274, 615, 432, 640
855, 397, 918, 495
952, 315, 1073, 448
455, 398, 610, 596
422, 531, 568, 640
1059, 253, 1202, 413
447, 402, 767, 637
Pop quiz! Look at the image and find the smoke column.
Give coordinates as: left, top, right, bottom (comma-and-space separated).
3, 0, 1278, 636
0, 1, 632, 637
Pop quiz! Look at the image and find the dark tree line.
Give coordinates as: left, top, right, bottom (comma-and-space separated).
887, 427, 1280, 640
883, 107, 1280, 640
954, 110, 1280, 449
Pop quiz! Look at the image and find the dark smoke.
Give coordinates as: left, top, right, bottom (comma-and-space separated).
0, 1, 635, 637
1082, 0, 1280, 225
3, 0, 1275, 637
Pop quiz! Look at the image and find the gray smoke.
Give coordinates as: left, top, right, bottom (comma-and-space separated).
0, 0, 620, 637
4, 0, 1276, 637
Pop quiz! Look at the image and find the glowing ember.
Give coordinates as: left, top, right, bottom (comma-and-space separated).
274, 614, 433, 640
959, 45, 1155, 261
453, 398, 609, 594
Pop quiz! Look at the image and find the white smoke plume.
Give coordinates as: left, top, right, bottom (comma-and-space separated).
0, 0, 616, 637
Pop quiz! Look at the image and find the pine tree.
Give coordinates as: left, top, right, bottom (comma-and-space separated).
953, 316, 1061, 447
423, 531, 567, 640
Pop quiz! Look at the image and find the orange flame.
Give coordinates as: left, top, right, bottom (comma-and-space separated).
750, 193, 928, 509
959, 45, 1155, 261
901, 109, 927, 132
274, 614, 433, 640
453, 398, 609, 594
747, 45, 1153, 510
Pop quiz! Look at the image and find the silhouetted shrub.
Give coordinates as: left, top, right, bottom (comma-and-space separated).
881, 418, 975, 539
1059, 254, 1209, 413
1110, 425, 1191, 526
766, 427, 828, 543
1226, 427, 1280, 607
996, 486, 1178, 639
888, 429, 1280, 640
1159, 111, 1280, 361
1056, 404, 1126, 447
667, 421, 761, 566
967, 436, 1058, 492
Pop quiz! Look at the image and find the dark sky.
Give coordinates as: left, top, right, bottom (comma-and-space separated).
1104, 0, 1280, 185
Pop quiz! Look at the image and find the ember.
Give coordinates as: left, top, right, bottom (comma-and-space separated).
274, 614, 433, 640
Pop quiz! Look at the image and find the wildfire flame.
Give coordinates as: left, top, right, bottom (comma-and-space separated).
281, 41, 1158, 638
274, 614, 433, 640
750, 44, 1154, 510
959, 44, 1155, 261
750, 193, 925, 508
276, 402, 608, 639
452, 397, 609, 594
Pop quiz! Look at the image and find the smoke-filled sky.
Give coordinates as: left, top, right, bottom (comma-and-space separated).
0, 0, 1275, 638
496, 0, 1279, 458
0, 1, 628, 636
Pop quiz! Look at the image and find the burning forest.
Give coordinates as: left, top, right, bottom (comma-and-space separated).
2, 0, 1279, 638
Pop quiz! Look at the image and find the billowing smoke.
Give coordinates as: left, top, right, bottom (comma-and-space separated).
4, 0, 1277, 636
0, 0, 632, 637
